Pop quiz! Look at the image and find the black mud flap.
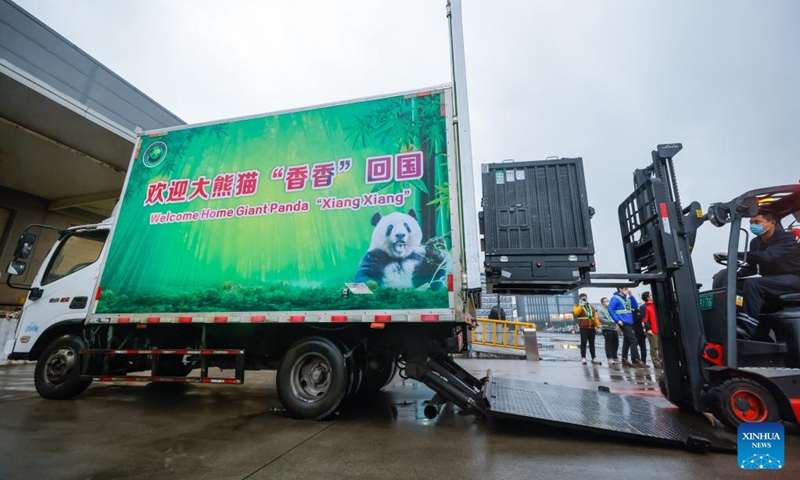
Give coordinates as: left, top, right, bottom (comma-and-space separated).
484, 373, 736, 453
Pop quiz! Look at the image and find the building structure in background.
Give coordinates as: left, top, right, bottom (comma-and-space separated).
0, 0, 184, 306
474, 273, 580, 331
517, 292, 579, 332
476, 273, 517, 320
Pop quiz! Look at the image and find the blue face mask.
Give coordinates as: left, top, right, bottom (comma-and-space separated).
750, 224, 766, 236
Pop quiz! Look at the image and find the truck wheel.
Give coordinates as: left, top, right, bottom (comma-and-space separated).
359, 357, 397, 393
277, 337, 348, 420
711, 378, 780, 429
332, 339, 360, 400
344, 352, 362, 400
34, 334, 92, 400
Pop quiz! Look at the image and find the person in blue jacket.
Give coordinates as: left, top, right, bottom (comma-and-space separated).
608, 286, 645, 368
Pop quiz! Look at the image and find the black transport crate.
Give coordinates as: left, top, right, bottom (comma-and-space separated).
480, 158, 595, 294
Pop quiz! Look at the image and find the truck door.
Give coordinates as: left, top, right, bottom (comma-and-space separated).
12, 229, 109, 355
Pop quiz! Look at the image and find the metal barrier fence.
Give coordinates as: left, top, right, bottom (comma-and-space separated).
471, 318, 536, 350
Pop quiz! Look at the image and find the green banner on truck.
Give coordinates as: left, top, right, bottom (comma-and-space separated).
95, 91, 454, 314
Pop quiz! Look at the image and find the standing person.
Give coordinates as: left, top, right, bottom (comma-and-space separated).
488, 305, 506, 320
608, 286, 645, 368
597, 297, 619, 364
634, 294, 649, 366
573, 293, 602, 365
642, 292, 662, 368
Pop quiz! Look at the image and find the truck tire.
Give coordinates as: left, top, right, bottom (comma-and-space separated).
710, 377, 780, 429
359, 357, 397, 394
277, 336, 349, 420
344, 350, 362, 400
34, 334, 92, 400
332, 340, 362, 400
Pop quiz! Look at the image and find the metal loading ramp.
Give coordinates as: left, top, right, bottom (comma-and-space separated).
484, 373, 737, 453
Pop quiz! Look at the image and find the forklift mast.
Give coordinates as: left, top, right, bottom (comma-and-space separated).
617, 143, 709, 411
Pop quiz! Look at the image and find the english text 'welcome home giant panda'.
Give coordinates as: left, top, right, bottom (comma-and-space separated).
354, 209, 449, 291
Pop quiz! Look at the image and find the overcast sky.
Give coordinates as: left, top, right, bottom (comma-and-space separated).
15, 0, 800, 293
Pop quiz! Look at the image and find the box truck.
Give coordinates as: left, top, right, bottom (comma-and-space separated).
4, 86, 488, 419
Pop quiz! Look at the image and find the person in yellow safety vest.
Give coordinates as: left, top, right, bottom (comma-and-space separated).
573, 293, 602, 365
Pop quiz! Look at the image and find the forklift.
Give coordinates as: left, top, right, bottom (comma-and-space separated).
615, 143, 800, 429
402, 143, 798, 451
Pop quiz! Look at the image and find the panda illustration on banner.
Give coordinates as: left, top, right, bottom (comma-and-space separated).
354, 209, 449, 291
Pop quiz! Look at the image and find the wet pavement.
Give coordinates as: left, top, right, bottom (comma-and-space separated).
0, 355, 798, 480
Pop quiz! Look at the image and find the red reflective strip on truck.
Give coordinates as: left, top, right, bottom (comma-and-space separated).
447, 274, 454, 292
146, 317, 160, 323
374, 315, 391, 322
199, 378, 239, 384
214, 316, 228, 323
178, 317, 193, 323
331, 316, 347, 322
95, 287, 103, 301
250, 316, 266, 322
118, 317, 130, 323
659, 202, 669, 219
290, 316, 305, 323
421, 315, 439, 322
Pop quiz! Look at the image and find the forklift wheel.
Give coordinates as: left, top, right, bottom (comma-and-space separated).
711, 378, 780, 429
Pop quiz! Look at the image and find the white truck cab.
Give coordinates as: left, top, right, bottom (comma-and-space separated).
4, 219, 112, 362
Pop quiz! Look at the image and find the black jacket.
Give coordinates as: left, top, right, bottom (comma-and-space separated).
633, 304, 646, 339
739, 228, 800, 278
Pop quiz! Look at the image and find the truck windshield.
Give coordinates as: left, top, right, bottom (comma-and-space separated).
42, 230, 108, 285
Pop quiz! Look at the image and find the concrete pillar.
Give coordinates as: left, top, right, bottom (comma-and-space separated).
524, 328, 539, 361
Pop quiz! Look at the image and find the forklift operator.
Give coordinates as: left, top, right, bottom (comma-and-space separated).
734, 209, 800, 338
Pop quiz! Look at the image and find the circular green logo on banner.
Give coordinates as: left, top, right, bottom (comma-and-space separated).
142, 141, 168, 168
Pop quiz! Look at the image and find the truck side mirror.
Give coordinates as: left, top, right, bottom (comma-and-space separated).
13, 233, 37, 259
7, 260, 27, 276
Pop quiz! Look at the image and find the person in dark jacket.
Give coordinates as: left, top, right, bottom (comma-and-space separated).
488, 305, 506, 320
608, 287, 644, 367
597, 297, 620, 364
634, 294, 649, 366
733, 210, 800, 338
